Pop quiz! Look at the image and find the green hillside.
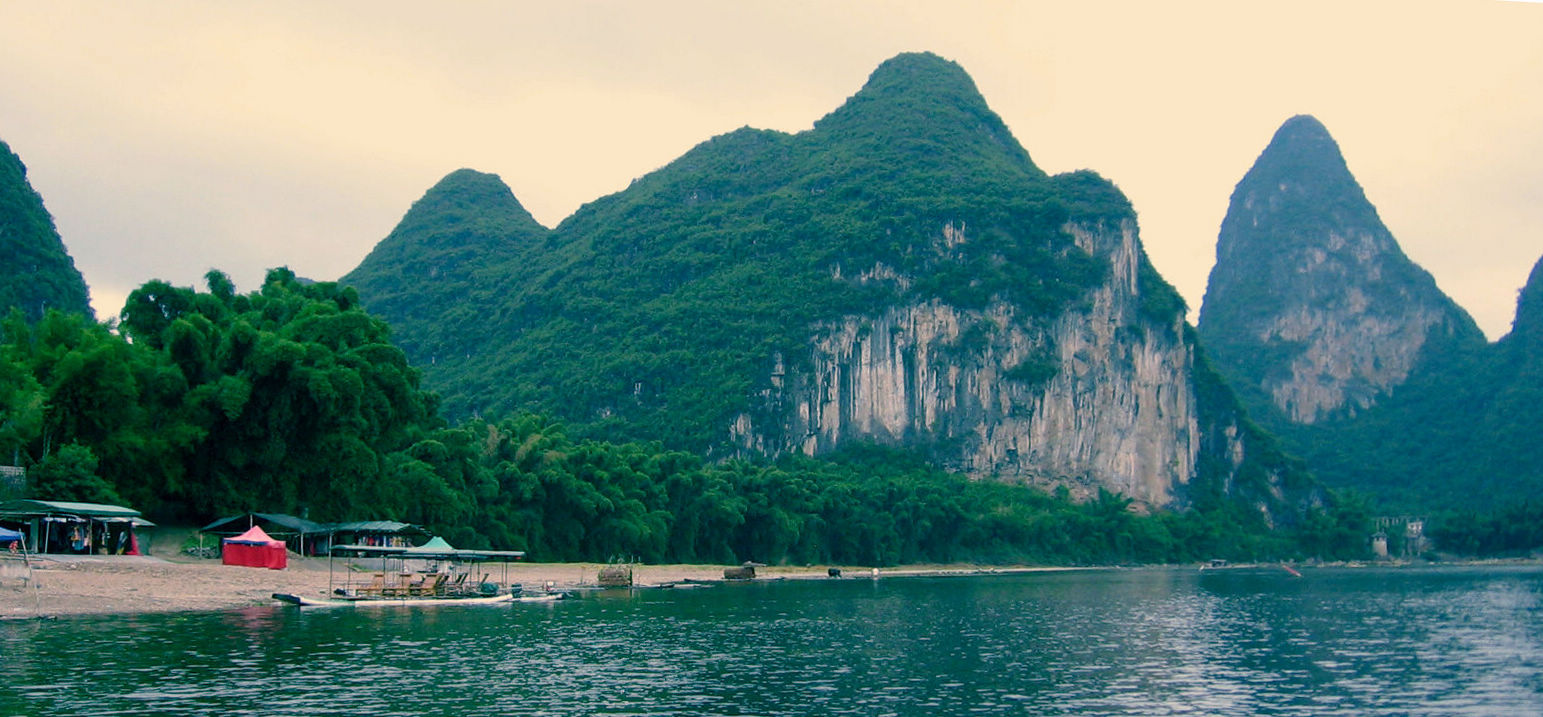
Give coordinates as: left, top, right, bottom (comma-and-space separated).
0, 139, 92, 322
0, 55, 1372, 560
1198, 116, 1537, 514
347, 53, 1116, 450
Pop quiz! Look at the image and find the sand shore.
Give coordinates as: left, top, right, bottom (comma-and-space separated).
0, 552, 1060, 619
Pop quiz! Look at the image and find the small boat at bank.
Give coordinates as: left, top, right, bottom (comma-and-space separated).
272, 591, 516, 607
513, 593, 566, 603
1199, 560, 1304, 577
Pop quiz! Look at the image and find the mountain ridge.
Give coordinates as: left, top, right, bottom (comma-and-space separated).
343, 52, 1320, 520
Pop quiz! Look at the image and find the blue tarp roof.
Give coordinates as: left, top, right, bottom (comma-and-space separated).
0, 526, 21, 542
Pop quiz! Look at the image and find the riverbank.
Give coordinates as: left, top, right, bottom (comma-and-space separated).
0, 553, 1075, 619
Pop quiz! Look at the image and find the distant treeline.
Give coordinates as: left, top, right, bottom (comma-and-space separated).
0, 270, 1524, 563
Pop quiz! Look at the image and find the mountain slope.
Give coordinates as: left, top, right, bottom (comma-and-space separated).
1198, 115, 1484, 425
0, 139, 92, 321
341, 169, 548, 363
1197, 116, 1535, 511
345, 53, 1317, 518
1469, 256, 1543, 500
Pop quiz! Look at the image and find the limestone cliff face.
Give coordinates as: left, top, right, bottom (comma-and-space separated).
1251, 272, 1454, 424
733, 219, 1200, 507
1198, 115, 1484, 425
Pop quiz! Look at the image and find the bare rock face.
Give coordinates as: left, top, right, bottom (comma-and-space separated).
1197, 115, 1483, 425
734, 219, 1199, 507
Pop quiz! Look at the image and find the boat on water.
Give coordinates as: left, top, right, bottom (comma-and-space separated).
272, 591, 517, 607
513, 593, 566, 603
1198, 560, 1303, 577
272, 539, 541, 607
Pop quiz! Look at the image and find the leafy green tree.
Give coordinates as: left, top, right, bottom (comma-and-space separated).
112, 269, 442, 522
28, 442, 121, 505
0, 328, 44, 466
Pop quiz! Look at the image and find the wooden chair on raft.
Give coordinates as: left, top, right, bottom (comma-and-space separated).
356, 573, 386, 596
417, 573, 448, 596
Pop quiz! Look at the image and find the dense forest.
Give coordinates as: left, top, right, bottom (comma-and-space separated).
0, 270, 1393, 565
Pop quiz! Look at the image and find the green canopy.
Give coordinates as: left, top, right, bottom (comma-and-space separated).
0, 499, 141, 519
415, 536, 454, 551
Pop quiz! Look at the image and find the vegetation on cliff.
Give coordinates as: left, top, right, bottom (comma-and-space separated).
0, 269, 1386, 563
1197, 116, 1539, 516
0, 139, 93, 323
18, 57, 1516, 562
344, 53, 1114, 452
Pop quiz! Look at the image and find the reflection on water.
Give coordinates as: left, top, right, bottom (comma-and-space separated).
2, 566, 1540, 715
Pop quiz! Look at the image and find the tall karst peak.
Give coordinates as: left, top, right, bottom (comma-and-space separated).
1217, 114, 1371, 255
845, 51, 987, 107
394, 169, 545, 244
0, 139, 93, 321
341, 168, 548, 362
1256, 114, 1348, 178
1199, 116, 1484, 426
814, 52, 1039, 175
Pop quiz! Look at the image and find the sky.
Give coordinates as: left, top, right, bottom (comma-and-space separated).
1, 1, 1539, 339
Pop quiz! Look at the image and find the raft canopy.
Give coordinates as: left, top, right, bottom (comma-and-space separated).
331, 542, 526, 562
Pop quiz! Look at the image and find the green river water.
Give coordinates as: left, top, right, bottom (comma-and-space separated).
2, 565, 1540, 715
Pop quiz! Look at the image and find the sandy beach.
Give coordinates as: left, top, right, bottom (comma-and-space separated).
0, 554, 725, 619
0, 551, 1060, 619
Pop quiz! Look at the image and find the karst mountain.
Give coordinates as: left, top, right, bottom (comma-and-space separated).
1199, 115, 1541, 511
345, 52, 1318, 518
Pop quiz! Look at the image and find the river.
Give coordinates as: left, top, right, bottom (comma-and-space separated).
3, 565, 1540, 715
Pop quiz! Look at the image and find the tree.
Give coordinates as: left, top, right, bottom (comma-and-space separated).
28, 443, 121, 505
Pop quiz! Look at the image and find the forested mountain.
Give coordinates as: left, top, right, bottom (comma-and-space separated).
342, 169, 548, 364
0, 139, 92, 322
1198, 115, 1540, 512
1466, 258, 1543, 505
1198, 115, 1485, 425
345, 52, 1321, 521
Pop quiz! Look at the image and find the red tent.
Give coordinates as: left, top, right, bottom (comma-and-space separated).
222, 525, 288, 570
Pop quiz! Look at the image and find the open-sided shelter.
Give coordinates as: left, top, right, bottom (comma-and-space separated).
325, 520, 429, 551
0, 499, 153, 555
201, 512, 328, 556
221, 525, 287, 569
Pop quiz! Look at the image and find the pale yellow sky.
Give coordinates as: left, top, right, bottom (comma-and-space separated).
1, 1, 1538, 338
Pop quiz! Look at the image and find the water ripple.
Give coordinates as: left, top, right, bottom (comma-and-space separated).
2, 566, 1541, 715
